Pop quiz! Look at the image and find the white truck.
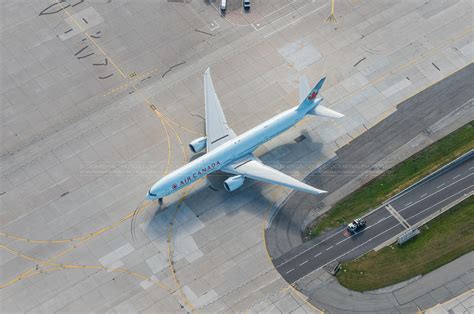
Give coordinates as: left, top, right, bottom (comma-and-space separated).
347, 218, 366, 234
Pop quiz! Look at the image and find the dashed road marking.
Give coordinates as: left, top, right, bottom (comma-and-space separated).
336, 238, 346, 245
286, 268, 294, 274
437, 183, 446, 189
453, 174, 461, 180
326, 245, 334, 251
314, 252, 322, 258
421, 193, 428, 198
276, 173, 473, 269
300, 260, 308, 266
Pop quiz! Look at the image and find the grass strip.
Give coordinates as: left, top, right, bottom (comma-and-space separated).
335, 196, 474, 292
308, 121, 474, 237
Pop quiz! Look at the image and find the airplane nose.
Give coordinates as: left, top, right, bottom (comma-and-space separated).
146, 189, 158, 200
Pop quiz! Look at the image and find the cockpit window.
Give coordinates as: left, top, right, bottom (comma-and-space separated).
148, 190, 157, 197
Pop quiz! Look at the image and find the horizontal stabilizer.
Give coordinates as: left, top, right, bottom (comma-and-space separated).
310, 104, 344, 118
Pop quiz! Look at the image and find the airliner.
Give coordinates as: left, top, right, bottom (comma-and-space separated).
147, 68, 343, 204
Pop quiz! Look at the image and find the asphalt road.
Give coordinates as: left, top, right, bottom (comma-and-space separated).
266, 63, 474, 259
274, 155, 473, 283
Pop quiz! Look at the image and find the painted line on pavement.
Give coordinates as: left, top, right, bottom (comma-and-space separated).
276, 172, 472, 269
293, 185, 474, 279
385, 204, 410, 229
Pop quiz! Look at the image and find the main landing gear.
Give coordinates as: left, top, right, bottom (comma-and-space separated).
158, 198, 163, 205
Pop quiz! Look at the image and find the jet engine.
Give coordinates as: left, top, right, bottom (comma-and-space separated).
189, 137, 207, 154
223, 175, 245, 192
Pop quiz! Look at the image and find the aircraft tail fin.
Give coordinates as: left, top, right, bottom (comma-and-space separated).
298, 76, 325, 107
297, 76, 343, 118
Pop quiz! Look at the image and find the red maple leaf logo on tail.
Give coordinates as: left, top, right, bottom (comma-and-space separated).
307, 91, 318, 100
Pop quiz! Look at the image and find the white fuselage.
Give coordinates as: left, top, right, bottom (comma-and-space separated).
147, 101, 319, 200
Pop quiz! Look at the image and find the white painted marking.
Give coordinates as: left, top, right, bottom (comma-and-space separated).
260, 0, 297, 19
325, 245, 334, 251
297, 223, 401, 283
298, 186, 472, 284
277, 172, 473, 269
469, 166, 474, 171
210, 20, 220, 31
385, 204, 410, 229
275, 229, 342, 268
314, 252, 322, 258
336, 238, 346, 245
405, 202, 413, 206
453, 174, 461, 180
437, 183, 445, 189
421, 193, 428, 198
398, 173, 473, 214
404, 186, 473, 222
264, 3, 329, 38
299, 260, 308, 266
286, 268, 294, 274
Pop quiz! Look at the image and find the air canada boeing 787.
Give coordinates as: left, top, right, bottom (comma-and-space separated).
147, 68, 343, 203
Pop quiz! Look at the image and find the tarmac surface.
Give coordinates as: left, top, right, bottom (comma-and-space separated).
274, 154, 473, 283
297, 251, 474, 313
267, 63, 474, 260
1, 0, 473, 312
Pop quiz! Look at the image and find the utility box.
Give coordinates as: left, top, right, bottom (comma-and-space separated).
398, 228, 420, 245
323, 262, 341, 275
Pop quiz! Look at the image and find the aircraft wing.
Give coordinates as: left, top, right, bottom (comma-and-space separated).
222, 156, 327, 195
204, 68, 236, 151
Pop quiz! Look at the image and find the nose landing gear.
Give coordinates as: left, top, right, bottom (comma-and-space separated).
158, 198, 163, 205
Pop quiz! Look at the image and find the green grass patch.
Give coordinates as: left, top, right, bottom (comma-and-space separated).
336, 196, 474, 292
308, 121, 474, 238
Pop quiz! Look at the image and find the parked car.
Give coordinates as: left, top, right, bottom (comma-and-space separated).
243, 0, 251, 10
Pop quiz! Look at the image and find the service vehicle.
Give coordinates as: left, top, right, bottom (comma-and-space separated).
347, 218, 366, 234
243, 0, 251, 10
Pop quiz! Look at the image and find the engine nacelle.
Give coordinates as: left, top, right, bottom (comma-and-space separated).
189, 137, 207, 154
223, 175, 245, 192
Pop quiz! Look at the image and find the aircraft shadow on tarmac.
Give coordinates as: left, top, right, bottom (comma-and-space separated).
140, 130, 326, 240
